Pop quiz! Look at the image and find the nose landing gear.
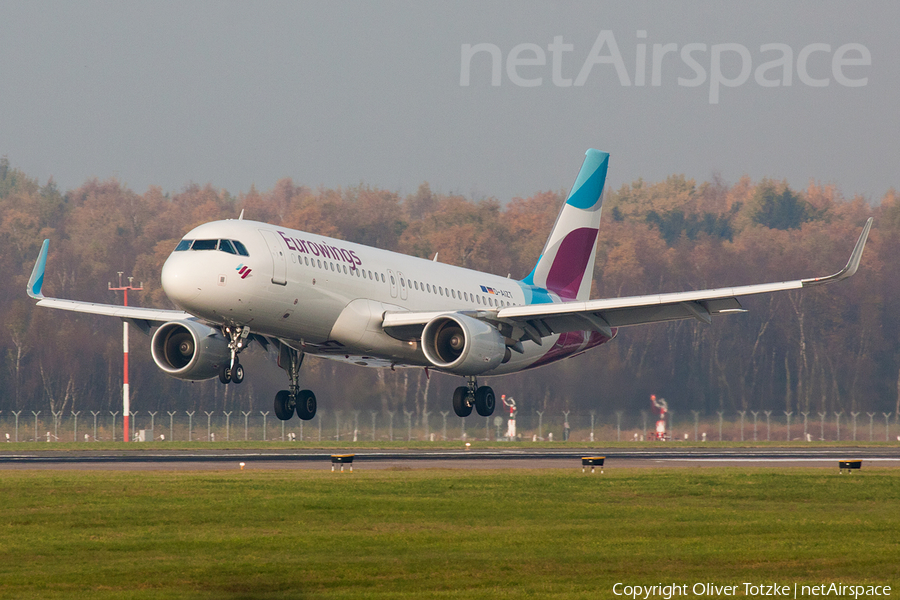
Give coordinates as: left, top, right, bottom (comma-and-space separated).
219, 324, 249, 384
218, 360, 244, 384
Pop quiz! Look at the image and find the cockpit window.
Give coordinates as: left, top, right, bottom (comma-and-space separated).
192, 239, 218, 251
233, 240, 250, 256
175, 238, 249, 255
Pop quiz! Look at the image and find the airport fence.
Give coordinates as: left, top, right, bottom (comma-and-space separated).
0, 409, 897, 444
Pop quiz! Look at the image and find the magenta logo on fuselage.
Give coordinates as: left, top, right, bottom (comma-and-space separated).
278, 231, 362, 270
236, 264, 252, 279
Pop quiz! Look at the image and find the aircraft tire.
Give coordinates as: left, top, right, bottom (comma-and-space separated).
231, 363, 244, 384
274, 390, 294, 420
218, 364, 231, 384
452, 386, 472, 418
296, 389, 317, 421
474, 386, 495, 417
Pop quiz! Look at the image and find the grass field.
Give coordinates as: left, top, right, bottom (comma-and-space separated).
2, 467, 899, 599
3, 439, 900, 452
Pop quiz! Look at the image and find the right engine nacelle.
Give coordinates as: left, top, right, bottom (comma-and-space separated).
421, 313, 506, 376
151, 321, 231, 381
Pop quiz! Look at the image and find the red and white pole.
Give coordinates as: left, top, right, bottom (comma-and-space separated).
123, 287, 129, 442
110, 274, 141, 443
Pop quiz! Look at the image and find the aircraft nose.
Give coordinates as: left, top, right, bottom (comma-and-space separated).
161, 254, 202, 309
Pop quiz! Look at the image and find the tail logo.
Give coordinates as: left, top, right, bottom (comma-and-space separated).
523, 150, 609, 303
236, 264, 252, 279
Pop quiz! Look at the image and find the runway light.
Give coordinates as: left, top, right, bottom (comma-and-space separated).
239, 462, 245, 471
465, 442, 471, 451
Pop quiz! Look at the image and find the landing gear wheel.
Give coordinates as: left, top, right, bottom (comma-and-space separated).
296, 390, 317, 420
474, 386, 495, 417
231, 363, 244, 384
218, 364, 231, 384
452, 386, 472, 417
274, 390, 294, 420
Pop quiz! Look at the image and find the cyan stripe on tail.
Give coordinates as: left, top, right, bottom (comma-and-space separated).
522, 150, 609, 302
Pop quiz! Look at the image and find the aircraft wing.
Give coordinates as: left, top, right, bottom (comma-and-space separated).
27, 239, 192, 332
382, 217, 872, 344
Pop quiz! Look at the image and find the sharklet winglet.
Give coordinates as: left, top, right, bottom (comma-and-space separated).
27, 239, 49, 300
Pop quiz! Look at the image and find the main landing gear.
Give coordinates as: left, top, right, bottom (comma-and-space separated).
273, 344, 317, 421
452, 376, 495, 418
219, 325, 247, 384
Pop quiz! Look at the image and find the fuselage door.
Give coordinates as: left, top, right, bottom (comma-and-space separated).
398, 271, 408, 301
387, 268, 398, 298
259, 230, 287, 285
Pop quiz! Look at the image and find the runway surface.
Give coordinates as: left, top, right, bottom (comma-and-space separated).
2, 447, 900, 470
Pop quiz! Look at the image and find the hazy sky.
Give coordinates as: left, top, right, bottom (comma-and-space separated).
1, 1, 896, 203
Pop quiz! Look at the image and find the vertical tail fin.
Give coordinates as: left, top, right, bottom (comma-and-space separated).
523, 149, 609, 301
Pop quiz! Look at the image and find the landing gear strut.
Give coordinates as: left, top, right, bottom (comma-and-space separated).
452, 376, 495, 418
274, 344, 316, 421
219, 324, 248, 384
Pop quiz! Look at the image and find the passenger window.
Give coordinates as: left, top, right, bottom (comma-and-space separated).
343, 265, 347, 274
439, 288, 444, 296
233, 240, 250, 256
218, 240, 237, 254
426, 284, 431, 293
192, 239, 218, 251
451, 289, 456, 299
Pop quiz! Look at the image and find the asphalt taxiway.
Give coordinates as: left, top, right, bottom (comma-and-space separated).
2, 447, 900, 471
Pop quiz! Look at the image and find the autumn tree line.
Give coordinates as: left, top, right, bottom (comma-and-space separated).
1, 156, 898, 425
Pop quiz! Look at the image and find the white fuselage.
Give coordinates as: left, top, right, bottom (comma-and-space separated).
160, 219, 608, 375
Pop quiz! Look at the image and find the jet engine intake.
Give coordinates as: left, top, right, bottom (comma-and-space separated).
151, 321, 231, 381
421, 313, 506, 375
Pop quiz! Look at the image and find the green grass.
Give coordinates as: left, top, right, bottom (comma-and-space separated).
1, 467, 899, 599
3, 439, 899, 452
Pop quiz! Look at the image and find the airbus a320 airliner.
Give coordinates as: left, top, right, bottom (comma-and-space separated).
27, 150, 872, 421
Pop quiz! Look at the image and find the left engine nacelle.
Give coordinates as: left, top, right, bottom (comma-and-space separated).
421, 313, 506, 376
151, 321, 231, 381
